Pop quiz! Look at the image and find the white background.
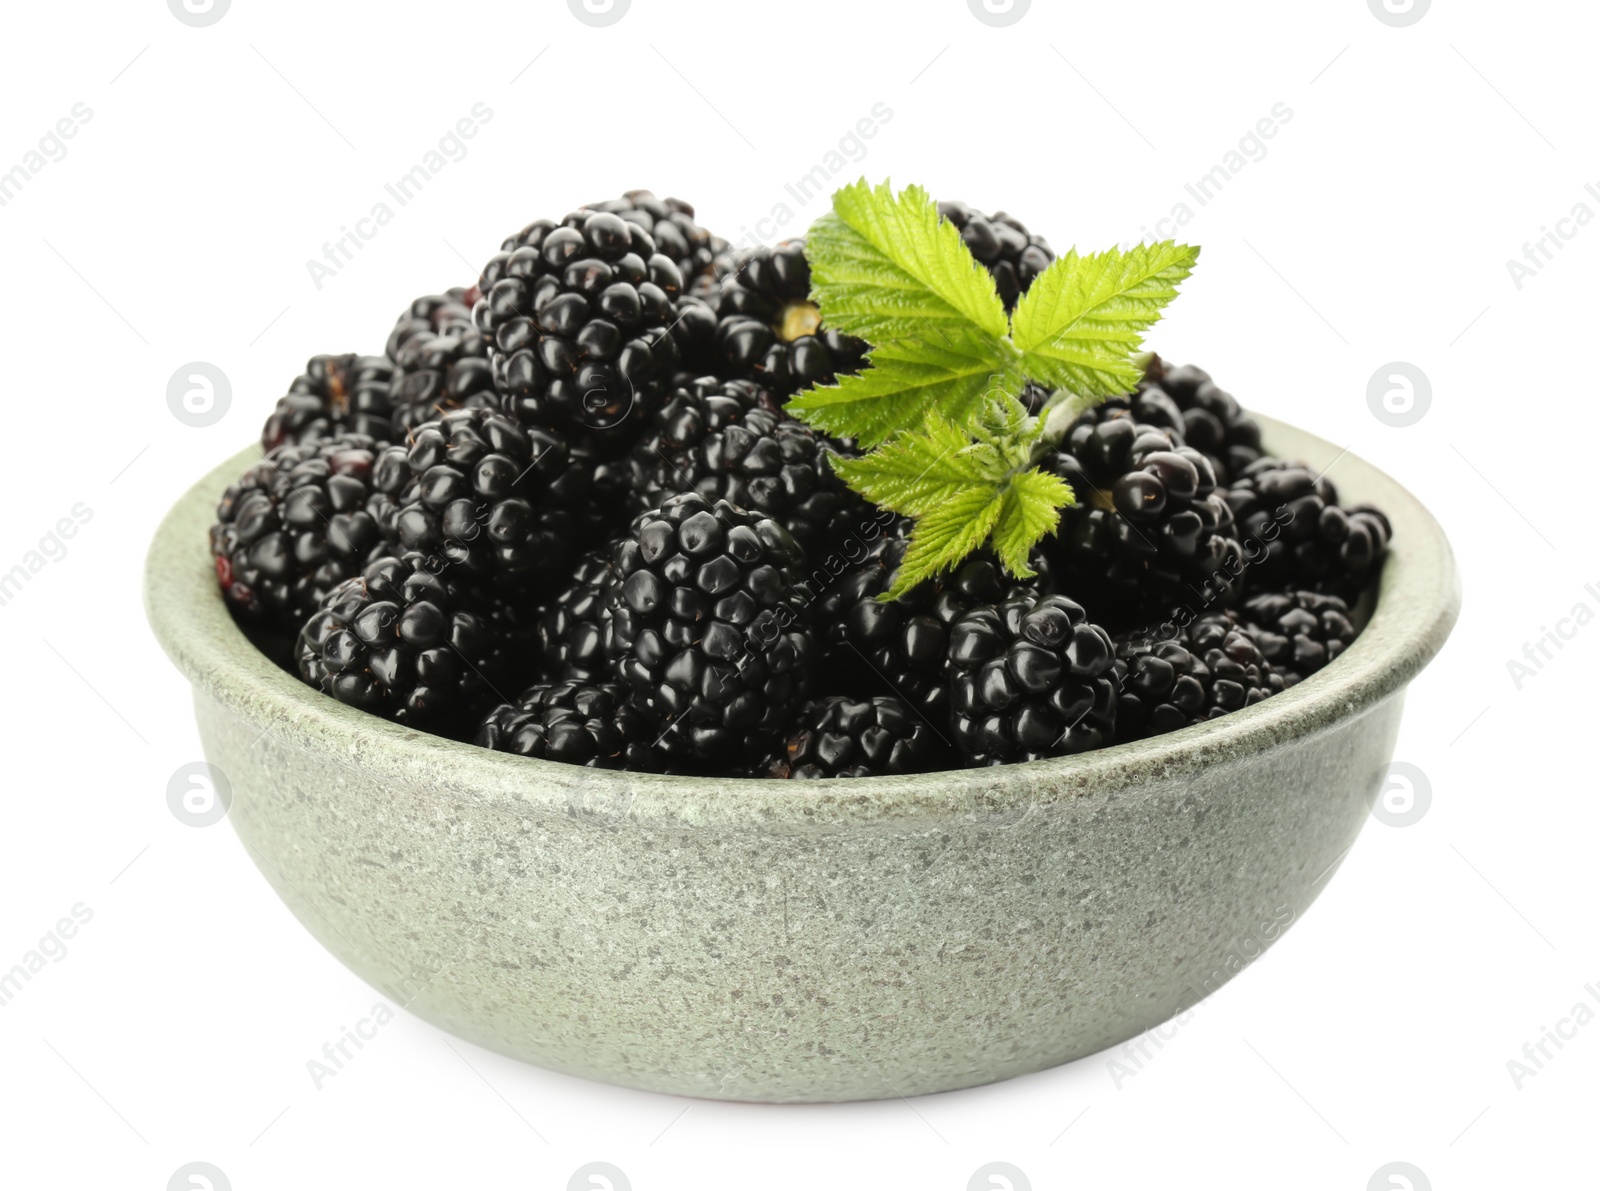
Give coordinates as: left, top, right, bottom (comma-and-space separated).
0, 0, 1593, 1187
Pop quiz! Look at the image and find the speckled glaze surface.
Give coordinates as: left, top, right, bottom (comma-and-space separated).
146, 417, 1458, 1102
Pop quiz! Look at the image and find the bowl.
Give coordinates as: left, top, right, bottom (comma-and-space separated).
145, 415, 1458, 1102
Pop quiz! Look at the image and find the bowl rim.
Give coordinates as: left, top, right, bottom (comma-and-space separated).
146, 413, 1460, 830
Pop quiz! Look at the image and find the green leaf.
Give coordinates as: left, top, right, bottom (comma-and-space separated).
990, 468, 1074, 578
807, 178, 1009, 345
830, 414, 1001, 517
1010, 241, 1199, 398
831, 413, 1076, 599
785, 329, 1021, 447
888, 489, 1007, 599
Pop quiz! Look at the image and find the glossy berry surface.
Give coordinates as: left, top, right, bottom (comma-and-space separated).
1225, 459, 1391, 596
371, 408, 593, 591
1236, 590, 1357, 685
476, 201, 690, 442
936, 200, 1054, 311
211, 434, 389, 626
476, 680, 651, 768
295, 553, 516, 728
261, 354, 395, 451
632, 377, 867, 554
699, 240, 868, 397
947, 594, 1118, 765
816, 528, 1048, 721
765, 695, 952, 778
386, 288, 495, 438
603, 492, 814, 763
1112, 613, 1286, 740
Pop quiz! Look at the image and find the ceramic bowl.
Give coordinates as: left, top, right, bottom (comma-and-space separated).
145, 415, 1458, 1102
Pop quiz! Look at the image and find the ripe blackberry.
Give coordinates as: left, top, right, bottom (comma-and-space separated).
1112, 613, 1286, 740
385, 288, 496, 438
948, 594, 1118, 766
1224, 458, 1392, 597
211, 434, 390, 626
701, 240, 868, 397
632, 376, 867, 554
296, 553, 518, 729
1143, 358, 1263, 484
475, 202, 688, 443
818, 529, 1051, 722
261, 355, 396, 451
763, 696, 953, 778
536, 549, 614, 682
1236, 590, 1357, 685
475, 680, 651, 769
936, 201, 1055, 311
604, 493, 814, 764
1044, 418, 1241, 625
370, 408, 592, 591
584, 190, 728, 284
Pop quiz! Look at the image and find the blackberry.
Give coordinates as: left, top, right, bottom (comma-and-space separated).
261, 354, 396, 451
296, 553, 518, 728
536, 549, 614, 682
632, 376, 867, 554
936, 201, 1055, 311
1044, 418, 1241, 625
1224, 458, 1392, 596
475, 680, 651, 769
763, 696, 952, 779
370, 408, 592, 592
701, 240, 868, 397
604, 492, 814, 765
385, 288, 496, 438
583, 189, 728, 284
211, 434, 390, 625
1144, 358, 1264, 484
818, 529, 1051, 722
475, 202, 688, 443
1236, 590, 1357, 685
1112, 613, 1285, 740
947, 594, 1118, 766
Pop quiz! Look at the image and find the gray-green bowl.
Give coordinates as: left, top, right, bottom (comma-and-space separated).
146, 416, 1458, 1103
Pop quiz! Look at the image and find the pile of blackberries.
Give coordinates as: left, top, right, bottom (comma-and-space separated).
211, 190, 1391, 778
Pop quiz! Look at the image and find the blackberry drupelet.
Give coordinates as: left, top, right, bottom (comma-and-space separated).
211, 434, 390, 626
535, 549, 614, 682
936, 201, 1055, 311
764, 695, 952, 778
1224, 458, 1391, 596
1236, 590, 1357, 685
1143, 358, 1264, 484
947, 594, 1118, 766
475, 202, 688, 443
1112, 613, 1285, 740
632, 376, 868, 554
385, 288, 496, 438
370, 408, 592, 591
604, 492, 814, 764
701, 240, 868, 397
818, 529, 1053, 721
1044, 418, 1241, 626
296, 552, 518, 728
262, 354, 396, 451
475, 680, 651, 768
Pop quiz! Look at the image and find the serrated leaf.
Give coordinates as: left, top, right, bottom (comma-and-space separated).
807, 179, 1009, 345
1011, 241, 1199, 398
990, 468, 1074, 578
785, 329, 1020, 447
885, 488, 1008, 600
831, 415, 999, 516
